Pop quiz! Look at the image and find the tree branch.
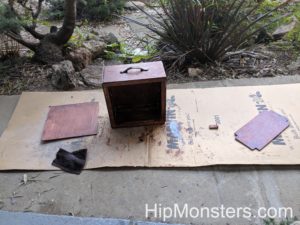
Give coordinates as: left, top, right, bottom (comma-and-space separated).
31, 0, 44, 29
23, 25, 45, 40
17, 0, 44, 29
5, 32, 37, 51
34, 0, 44, 18
18, 0, 34, 15
8, 0, 46, 40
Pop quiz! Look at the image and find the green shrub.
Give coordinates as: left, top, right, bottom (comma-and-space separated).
67, 26, 90, 48
256, 0, 300, 31
45, 0, 65, 20
104, 41, 158, 63
263, 216, 298, 225
125, 0, 292, 67
46, 0, 125, 21
256, 0, 300, 47
0, 3, 22, 33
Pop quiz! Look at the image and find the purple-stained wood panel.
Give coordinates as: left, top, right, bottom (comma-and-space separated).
42, 102, 99, 141
235, 110, 289, 151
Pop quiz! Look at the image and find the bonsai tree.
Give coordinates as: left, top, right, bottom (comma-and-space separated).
0, 0, 77, 64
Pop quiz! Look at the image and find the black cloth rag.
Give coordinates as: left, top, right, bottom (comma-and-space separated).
52, 148, 87, 175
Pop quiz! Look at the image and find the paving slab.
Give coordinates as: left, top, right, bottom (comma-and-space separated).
0, 76, 299, 225
0, 95, 19, 137
0, 210, 183, 225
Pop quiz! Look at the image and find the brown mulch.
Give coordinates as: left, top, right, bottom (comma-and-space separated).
0, 58, 53, 95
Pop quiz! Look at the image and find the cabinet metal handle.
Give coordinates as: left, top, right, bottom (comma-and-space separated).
120, 67, 149, 74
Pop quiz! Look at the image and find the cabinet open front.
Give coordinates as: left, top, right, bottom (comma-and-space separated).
109, 82, 162, 126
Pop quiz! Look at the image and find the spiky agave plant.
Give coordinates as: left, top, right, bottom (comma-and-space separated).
123, 0, 292, 67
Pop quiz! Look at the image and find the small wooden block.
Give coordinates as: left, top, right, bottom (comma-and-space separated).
209, 124, 219, 130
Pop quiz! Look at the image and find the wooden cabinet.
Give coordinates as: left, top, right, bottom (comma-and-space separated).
103, 61, 166, 128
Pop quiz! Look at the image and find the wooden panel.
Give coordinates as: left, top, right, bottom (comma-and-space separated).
42, 102, 99, 141
235, 111, 289, 150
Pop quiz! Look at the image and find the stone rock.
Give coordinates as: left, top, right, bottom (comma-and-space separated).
100, 32, 119, 44
124, 1, 145, 10
91, 31, 119, 44
272, 16, 298, 40
66, 47, 92, 71
188, 68, 203, 77
80, 60, 104, 87
50, 60, 76, 90
82, 40, 106, 59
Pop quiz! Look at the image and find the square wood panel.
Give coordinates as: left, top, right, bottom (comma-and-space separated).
42, 102, 99, 141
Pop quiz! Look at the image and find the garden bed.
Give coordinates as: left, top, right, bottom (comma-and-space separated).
0, 1, 299, 95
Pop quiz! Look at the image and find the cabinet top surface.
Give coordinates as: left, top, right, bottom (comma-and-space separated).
103, 61, 166, 84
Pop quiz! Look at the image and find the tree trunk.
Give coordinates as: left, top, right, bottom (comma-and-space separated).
54, 0, 77, 45
33, 37, 65, 64
33, 0, 77, 64
5, 0, 76, 64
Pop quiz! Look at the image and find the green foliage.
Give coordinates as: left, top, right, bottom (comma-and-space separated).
81, 0, 125, 21
46, 0, 125, 21
256, 0, 300, 47
67, 26, 90, 48
45, 0, 65, 20
0, 2, 50, 35
104, 41, 158, 63
263, 216, 298, 225
257, 0, 300, 31
126, 0, 289, 66
283, 3, 300, 46
0, 3, 22, 33
286, 23, 300, 48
